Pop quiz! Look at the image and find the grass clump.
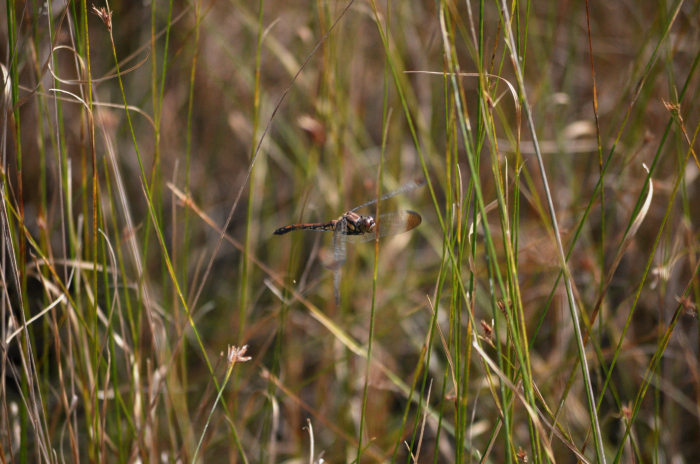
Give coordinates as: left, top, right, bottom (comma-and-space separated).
1, 0, 699, 462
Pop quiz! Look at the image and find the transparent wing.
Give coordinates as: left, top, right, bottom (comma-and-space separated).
349, 178, 426, 212
344, 211, 422, 243
331, 218, 348, 305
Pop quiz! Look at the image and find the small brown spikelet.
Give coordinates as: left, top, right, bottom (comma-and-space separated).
92, 5, 113, 31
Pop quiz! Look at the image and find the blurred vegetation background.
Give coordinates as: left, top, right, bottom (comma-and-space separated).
1, 0, 699, 462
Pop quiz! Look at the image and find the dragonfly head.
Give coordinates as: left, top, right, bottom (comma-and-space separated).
357, 216, 376, 234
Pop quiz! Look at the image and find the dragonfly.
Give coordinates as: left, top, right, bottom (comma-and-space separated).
274, 179, 426, 304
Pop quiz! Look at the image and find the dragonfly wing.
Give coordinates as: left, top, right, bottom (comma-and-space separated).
343, 229, 377, 243
345, 211, 422, 243
349, 178, 426, 212
331, 219, 348, 304
332, 218, 348, 266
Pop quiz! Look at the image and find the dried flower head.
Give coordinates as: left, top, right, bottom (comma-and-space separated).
676, 295, 697, 318
92, 5, 113, 31
478, 319, 495, 347
227, 345, 252, 364
516, 447, 528, 462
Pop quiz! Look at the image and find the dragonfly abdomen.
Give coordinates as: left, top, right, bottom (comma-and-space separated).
273, 221, 337, 235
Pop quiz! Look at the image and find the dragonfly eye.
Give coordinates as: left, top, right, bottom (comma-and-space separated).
360, 217, 376, 233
